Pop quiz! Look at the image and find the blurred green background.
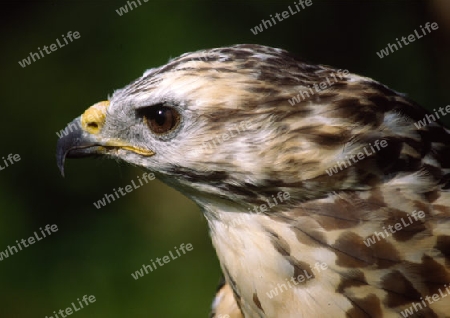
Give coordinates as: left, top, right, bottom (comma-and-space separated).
1, 0, 449, 317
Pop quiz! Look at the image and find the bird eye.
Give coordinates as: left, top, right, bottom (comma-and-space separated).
140, 105, 180, 135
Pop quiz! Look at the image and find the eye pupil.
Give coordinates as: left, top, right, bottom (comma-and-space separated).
141, 105, 180, 135
155, 109, 167, 126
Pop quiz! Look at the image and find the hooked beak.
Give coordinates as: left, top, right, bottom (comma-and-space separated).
56, 101, 154, 176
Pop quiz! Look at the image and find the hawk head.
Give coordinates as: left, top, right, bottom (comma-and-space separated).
57, 44, 450, 317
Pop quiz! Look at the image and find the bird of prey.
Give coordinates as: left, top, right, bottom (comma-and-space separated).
57, 44, 450, 318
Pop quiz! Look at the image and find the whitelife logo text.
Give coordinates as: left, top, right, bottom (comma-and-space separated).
131, 243, 194, 280
45, 295, 96, 318
18, 31, 81, 68
250, 0, 313, 35
376, 22, 438, 59
325, 139, 388, 176
93, 172, 156, 209
0, 224, 58, 261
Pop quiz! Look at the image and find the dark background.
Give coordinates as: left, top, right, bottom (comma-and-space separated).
1, 0, 449, 317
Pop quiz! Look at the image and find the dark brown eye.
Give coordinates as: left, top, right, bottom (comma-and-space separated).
141, 105, 180, 135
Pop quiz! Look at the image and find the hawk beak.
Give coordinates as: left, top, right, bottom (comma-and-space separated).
56, 101, 154, 177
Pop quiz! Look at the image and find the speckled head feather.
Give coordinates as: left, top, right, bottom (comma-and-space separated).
57, 44, 450, 318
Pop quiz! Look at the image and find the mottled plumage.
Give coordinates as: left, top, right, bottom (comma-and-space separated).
57, 44, 450, 317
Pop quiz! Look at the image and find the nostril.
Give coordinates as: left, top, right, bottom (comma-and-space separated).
87, 122, 99, 129
81, 100, 110, 134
